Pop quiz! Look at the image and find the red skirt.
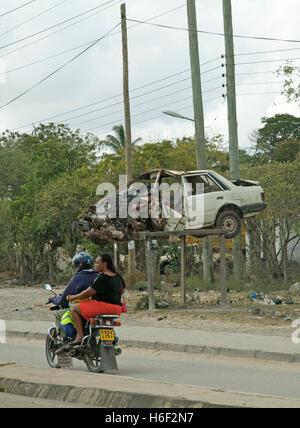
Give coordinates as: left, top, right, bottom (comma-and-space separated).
79, 300, 122, 320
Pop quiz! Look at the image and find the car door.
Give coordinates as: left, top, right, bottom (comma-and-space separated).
182, 173, 226, 228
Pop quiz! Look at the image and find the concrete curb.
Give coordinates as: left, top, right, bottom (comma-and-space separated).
6, 330, 300, 363
121, 339, 300, 362
2, 364, 300, 408
0, 377, 206, 408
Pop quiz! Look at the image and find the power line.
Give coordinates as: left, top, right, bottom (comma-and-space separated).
0, 0, 121, 59
235, 46, 300, 57
236, 80, 287, 86
0, 0, 36, 18
0, 22, 121, 110
75, 89, 194, 128
0, 0, 187, 61
70, 81, 224, 128
126, 18, 300, 43
85, 94, 223, 133
0, 0, 68, 40
84, 81, 287, 136
78, 78, 286, 131
235, 70, 276, 76
235, 57, 300, 66
237, 91, 281, 96
0, 0, 117, 51
205, 97, 227, 130
1, 1, 202, 71
13, 58, 222, 130
61, 72, 222, 123
0, 42, 91, 76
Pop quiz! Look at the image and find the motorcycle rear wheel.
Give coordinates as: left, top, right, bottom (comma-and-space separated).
84, 337, 104, 373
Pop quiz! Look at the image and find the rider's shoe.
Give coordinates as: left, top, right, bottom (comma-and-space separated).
71, 339, 83, 347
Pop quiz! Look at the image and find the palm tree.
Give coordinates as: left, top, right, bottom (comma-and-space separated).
102, 125, 142, 154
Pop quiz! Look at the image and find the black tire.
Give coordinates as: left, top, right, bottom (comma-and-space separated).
163, 263, 171, 276
215, 210, 241, 239
45, 332, 61, 369
84, 337, 104, 373
160, 261, 171, 276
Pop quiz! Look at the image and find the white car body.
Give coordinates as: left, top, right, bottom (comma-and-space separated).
163, 170, 266, 231
75, 169, 267, 243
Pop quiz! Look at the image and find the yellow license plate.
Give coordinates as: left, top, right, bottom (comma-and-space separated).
100, 329, 115, 341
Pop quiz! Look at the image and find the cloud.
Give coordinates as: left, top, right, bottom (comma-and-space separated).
0, 0, 298, 151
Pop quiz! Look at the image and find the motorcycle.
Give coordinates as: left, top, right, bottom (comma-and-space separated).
44, 283, 122, 373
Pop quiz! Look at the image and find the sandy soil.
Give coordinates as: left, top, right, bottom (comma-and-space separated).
1, 284, 300, 337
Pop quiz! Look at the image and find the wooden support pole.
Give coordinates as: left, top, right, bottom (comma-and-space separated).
121, 3, 136, 289
220, 233, 227, 306
180, 235, 186, 304
120, 3, 132, 183
145, 238, 155, 310
113, 243, 119, 271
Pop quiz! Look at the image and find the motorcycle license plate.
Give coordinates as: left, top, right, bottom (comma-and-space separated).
100, 329, 115, 341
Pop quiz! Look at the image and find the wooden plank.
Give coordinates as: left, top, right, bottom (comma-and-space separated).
131, 229, 225, 240
220, 233, 227, 306
180, 235, 186, 304
145, 238, 155, 310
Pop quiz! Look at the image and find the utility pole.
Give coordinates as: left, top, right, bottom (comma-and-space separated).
121, 3, 135, 287
186, 0, 206, 170
121, 2, 132, 183
222, 0, 243, 280
186, 0, 213, 281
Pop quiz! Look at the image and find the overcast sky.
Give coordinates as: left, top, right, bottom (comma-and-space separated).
0, 0, 299, 151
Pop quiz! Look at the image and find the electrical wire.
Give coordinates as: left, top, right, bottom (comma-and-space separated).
0, 1, 206, 69
0, 0, 188, 60
235, 57, 300, 66
0, 22, 121, 110
235, 47, 300, 57
0, 0, 117, 51
85, 94, 223, 133
61, 74, 223, 123
0, 0, 68, 40
205, 96, 227, 130
237, 91, 281, 96
126, 18, 300, 43
12, 58, 222, 130
0, 0, 121, 59
0, 0, 36, 18
70, 78, 225, 128
236, 81, 287, 86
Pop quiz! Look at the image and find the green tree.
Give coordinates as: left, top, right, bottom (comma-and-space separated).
101, 125, 142, 154
250, 114, 300, 164
277, 61, 300, 105
242, 158, 300, 282
0, 123, 100, 281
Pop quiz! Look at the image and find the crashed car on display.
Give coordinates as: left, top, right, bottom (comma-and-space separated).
74, 169, 266, 243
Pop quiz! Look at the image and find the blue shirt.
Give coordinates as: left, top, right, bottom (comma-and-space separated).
51, 269, 99, 307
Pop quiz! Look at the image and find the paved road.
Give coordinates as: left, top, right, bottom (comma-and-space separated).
2, 337, 300, 400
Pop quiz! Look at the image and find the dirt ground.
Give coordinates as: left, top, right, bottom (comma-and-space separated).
0, 284, 300, 337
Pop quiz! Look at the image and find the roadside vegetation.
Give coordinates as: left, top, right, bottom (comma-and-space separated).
0, 65, 299, 297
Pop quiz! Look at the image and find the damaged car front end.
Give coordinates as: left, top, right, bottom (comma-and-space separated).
73, 168, 266, 243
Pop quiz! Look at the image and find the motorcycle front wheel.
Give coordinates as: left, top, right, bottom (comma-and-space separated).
45, 329, 61, 369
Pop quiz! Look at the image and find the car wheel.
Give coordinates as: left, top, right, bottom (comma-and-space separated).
215, 210, 241, 239
163, 263, 171, 276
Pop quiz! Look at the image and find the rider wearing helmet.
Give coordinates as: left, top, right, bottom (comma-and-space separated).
50, 252, 99, 308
